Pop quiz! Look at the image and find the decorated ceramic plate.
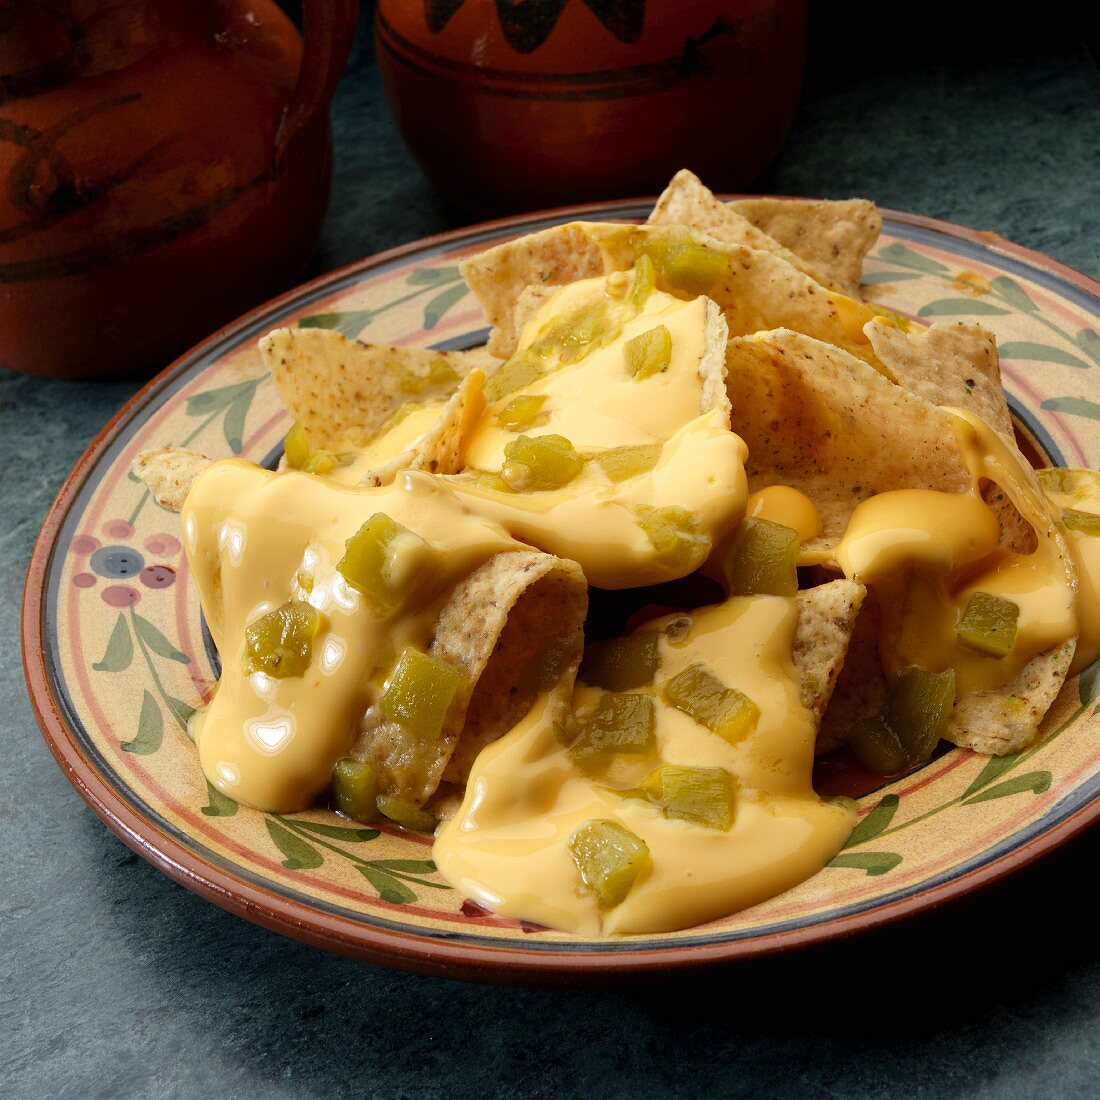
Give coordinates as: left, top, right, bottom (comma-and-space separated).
23, 201, 1100, 981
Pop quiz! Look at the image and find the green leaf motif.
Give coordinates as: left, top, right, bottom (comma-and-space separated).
133, 612, 190, 663
828, 851, 903, 876
288, 820, 381, 842
998, 341, 1090, 370
369, 859, 439, 873
164, 694, 194, 731
122, 690, 163, 755
963, 771, 1052, 805
92, 613, 133, 672
201, 782, 238, 817
918, 299, 1011, 318
844, 794, 899, 848
185, 380, 257, 417
990, 275, 1038, 313
222, 391, 255, 454
860, 270, 925, 285
407, 265, 461, 286
874, 243, 950, 274
423, 284, 468, 330
961, 752, 1020, 799
298, 310, 374, 337
1040, 397, 1100, 421
358, 865, 416, 904
265, 818, 324, 869
1074, 329, 1100, 366
1079, 658, 1100, 705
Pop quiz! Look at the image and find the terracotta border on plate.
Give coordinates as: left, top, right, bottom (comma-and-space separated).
21, 198, 1100, 984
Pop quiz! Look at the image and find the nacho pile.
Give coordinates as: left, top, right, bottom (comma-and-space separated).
135, 170, 1099, 936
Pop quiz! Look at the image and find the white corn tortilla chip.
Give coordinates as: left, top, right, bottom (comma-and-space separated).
132, 447, 212, 512
794, 580, 868, 722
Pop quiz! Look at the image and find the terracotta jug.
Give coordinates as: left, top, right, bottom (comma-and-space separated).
375, 0, 806, 216
0, 0, 357, 379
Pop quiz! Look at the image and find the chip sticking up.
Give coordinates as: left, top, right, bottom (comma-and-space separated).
132, 447, 213, 512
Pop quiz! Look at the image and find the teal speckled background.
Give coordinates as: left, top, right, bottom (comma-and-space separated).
4, 20, 1100, 1100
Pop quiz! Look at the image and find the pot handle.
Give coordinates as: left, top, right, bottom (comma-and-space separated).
273, 0, 359, 172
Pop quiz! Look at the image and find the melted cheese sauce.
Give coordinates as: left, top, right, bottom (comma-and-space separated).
434, 598, 856, 935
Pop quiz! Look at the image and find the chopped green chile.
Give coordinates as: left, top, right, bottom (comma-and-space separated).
497, 394, 549, 430
649, 240, 729, 297
484, 353, 547, 401
539, 300, 621, 366
581, 632, 661, 692
399, 357, 459, 394
624, 325, 672, 380
568, 819, 651, 908
723, 518, 800, 597
242, 601, 321, 679
592, 443, 663, 483
376, 794, 437, 832
1063, 508, 1100, 536
662, 663, 760, 743
337, 513, 435, 616
1036, 467, 1099, 497
284, 421, 310, 470
888, 666, 956, 765
379, 648, 464, 741
849, 716, 909, 775
637, 506, 712, 571
568, 693, 657, 769
500, 434, 584, 491
627, 253, 656, 311
520, 633, 582, 693
303, 450, 339, 476
475, 471, 513, 493
640, 765, 736, 830
331, 758, 379, 822
956, 591, 1019, 658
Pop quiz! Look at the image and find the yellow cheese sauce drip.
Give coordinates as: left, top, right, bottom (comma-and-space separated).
834, 408, 1078, 694
434, 597, 856, 936
182, 461, 521, 812
747, 485, 823, 543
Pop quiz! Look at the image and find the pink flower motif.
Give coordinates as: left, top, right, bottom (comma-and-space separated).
144, 533, 181, 556
73, 572, 96, 589
103, 519, 135, 540
140, 565, 176, 589
101, 585, 141, 607
71, 534, 100, 555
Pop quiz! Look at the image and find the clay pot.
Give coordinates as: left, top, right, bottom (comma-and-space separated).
375, 0, 806, 217
0, 0, 357, 379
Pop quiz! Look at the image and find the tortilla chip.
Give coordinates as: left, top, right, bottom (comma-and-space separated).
648, 169, 844, 291
132, 447, 211, 512
726, 196, 882, 297
258, 328, 486, 451
815, 592, 888, 755
947, 638, 1076, 755
794, 580, 868, 722
461, 221, 886, 372
725, 329, 972, 548
353, 550, 588, 804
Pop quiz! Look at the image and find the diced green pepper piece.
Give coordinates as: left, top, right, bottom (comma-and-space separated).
722, 518, 800, 597
624, 324, 672, 380
303, 450, 339, 475
651, 241, 729, 296
848, 716, 909, 775
534, 300, 621, 366
242, 601, 320, 679
497, 394, 549, 430
400, 357, 460, 394
519, 633, 581, 693
637, 506, 712, 572
331, 758, 379, 822
379, 648, 464, 741
640, 765, 736, 830
568, 819, 651, 908
1063, 508, 1100, 535
592, 443, 663, 483
627, 253, 656, 312
568, 693, 657, 769
484, 353, 547, 401
662, 663, 760, 743
888, 666, 956, 765
376, 794, 436, 832
475, 471, 513, 493
337, 513, 435, 616
501, 434, 584, 491
581, 632, 661, 692
956, 591, 1019, 658
284, 421, 310, 470
1037, 467, 1099, 496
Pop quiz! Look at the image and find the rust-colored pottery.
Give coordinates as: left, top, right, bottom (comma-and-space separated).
0, 0, 357, 379
374, 0, 807, 215
22, 198, 1100, 982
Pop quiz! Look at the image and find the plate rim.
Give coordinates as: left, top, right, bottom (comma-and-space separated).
22, 197, 1100, 983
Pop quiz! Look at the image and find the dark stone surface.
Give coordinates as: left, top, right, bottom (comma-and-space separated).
4, 20, 1099, 1099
